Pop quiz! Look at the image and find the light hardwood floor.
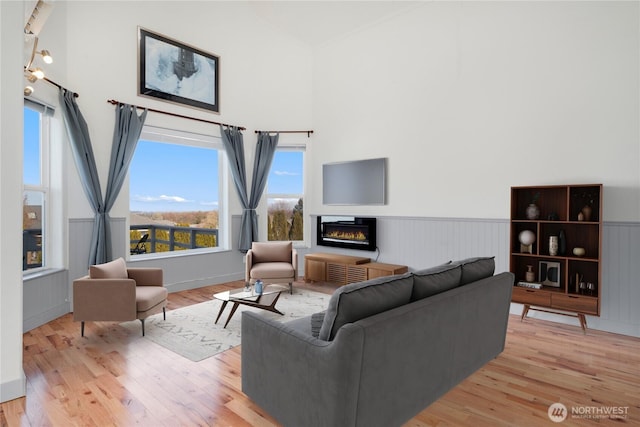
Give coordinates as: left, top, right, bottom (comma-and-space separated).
1, 280, 639, 426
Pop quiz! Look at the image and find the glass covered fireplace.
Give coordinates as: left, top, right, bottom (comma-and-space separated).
316, 216, 377, 251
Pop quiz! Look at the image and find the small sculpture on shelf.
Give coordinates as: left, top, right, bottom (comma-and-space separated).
526, 192, 541, 220
525, 265, 535, 282
519, 230, 536, 254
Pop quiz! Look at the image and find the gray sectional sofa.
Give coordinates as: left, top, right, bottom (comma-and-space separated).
241, 257, 514, 427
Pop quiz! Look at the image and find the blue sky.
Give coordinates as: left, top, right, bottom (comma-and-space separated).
129, 140, 303, 212
24, 107, 40, 186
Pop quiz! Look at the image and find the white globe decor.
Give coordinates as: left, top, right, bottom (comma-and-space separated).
518, 230, 536, 246
518, 230, 536, 253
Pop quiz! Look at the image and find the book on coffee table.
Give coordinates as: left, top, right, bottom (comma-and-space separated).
228, 290, 261, 301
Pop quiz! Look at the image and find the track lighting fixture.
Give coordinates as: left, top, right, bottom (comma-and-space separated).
23, 35, 53, 96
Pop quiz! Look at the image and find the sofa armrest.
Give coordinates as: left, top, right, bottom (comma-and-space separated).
127, 268, 163, 286
72, 278, 137, 321
241, 311, 364, 427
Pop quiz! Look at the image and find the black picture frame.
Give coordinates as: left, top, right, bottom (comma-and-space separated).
138, 27, 219, 113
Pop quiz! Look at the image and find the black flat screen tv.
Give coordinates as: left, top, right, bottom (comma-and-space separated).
322, 158, 387, 205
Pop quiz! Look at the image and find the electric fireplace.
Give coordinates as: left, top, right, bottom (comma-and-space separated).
317, 216, 377, 251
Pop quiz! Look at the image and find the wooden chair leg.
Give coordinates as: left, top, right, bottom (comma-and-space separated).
81, 321, 85, 337
289, 282, 293, 295
163, 306, 166, 320
140, 318, 145, 336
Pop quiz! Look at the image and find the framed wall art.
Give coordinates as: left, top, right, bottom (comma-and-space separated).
539, 261, 561, 288
138, 27, 219, 113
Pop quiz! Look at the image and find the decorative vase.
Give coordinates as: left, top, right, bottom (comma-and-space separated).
255, 279, 263, 295
581, 205, 592, 222
577, 212, 585, 221
549, 235, 558, 256
526, 203, 540, 220
525, 265, 535, 282
558, 230, 566, 256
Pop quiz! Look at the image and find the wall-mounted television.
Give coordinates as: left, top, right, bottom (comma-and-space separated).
322, 158, 387, 205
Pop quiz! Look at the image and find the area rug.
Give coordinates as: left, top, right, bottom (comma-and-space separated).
121, 287, 330, 362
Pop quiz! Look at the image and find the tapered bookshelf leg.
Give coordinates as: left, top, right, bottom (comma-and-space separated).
521, 304, 530, 321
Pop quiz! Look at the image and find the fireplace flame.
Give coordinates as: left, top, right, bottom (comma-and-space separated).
326, 230, 367, 242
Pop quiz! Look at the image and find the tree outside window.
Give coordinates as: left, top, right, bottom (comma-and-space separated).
267, 148, 304, 242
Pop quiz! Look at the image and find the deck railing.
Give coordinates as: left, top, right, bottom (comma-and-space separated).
130, 224, 218, 254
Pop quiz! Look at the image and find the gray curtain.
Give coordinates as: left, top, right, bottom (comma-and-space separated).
103, 103, 147, 260
246, 131, 279, 243
220, 125, 251, 251
59, 88, 105, 265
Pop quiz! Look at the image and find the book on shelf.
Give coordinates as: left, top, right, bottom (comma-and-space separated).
516, 281, 543, 289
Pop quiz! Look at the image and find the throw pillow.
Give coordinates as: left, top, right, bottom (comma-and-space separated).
89, 257, 128, 279
251, 241, 292, 263
411, 263, 462, 301
318, 272, 414, 341
458, 256, 495, 285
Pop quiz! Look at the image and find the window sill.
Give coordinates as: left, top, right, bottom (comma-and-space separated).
129, 246, 232, 262
23, 267, 65, 282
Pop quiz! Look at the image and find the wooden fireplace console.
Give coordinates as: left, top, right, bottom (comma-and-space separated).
304, 253, 408, 286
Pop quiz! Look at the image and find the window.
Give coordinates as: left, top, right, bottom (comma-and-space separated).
266, 147, 305, 242
129, 127, 226, 256
23, 101, 51, 271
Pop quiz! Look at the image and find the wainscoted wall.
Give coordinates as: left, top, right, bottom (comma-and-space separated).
307, 215, 639, 338
25, 215, 638, 337
23, 269, 68, 332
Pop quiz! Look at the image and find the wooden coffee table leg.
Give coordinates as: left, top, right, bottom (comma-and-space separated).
214, 300, 228, 325
223, 302, 241, 328
263, 292, 284, 316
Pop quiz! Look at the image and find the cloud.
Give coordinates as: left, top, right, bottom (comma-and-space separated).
200, 200, 219, 207
274, 170, 299, 176
133, 194, 192, 203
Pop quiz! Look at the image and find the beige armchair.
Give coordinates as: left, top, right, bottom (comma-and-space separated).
246, 241, 298, 294
72, 257, 167, 336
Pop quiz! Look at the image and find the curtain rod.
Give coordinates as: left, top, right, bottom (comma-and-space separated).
43, 76, 79, 98
107, 99, 246, 130
255, 130, 314, 138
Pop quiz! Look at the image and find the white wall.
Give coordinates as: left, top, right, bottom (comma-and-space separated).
60, 1, 313, 222
0, 0, 27, 403
310, 1, 639, 221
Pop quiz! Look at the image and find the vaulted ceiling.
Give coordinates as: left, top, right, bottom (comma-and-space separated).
249, 1, 421, 47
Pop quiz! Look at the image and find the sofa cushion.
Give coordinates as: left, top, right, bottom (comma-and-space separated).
251, 241, 292, 263
89, 257, 128, 279
318, 273, 414, 341
411, 263, 462, 301
458, 256, 495, 285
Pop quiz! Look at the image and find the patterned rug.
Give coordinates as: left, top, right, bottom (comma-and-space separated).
121, 286, 330, 362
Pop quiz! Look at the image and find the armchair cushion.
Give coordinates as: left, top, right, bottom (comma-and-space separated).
89, 257, 128, 279
249, 262, 295, 280
135, 285, 168, 313
251, 241, 292, 263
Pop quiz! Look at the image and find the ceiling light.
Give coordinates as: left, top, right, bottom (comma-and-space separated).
32, 68, 45, 79
40, 50, 52, 64
24, 86, 34, 96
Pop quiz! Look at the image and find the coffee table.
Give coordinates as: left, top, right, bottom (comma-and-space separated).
213, 286, 284, 328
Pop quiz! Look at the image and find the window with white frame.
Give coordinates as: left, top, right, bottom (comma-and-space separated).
128, 127, 226, 255
23, 101, 51, 271
266, 147, 305, 242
